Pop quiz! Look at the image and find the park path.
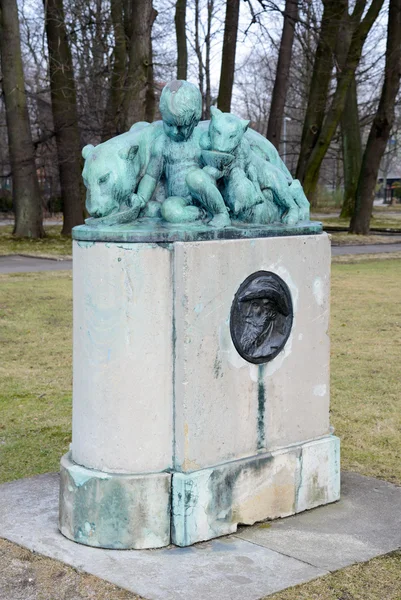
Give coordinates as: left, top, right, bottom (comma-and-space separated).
0, 255, 72, 273
332, 242, 401, 255
1, 243, 401, 273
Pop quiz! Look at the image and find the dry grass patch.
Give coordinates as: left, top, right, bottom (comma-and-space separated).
330, 232, 401, 245
331, 259, 401, 484
0, 538, 142, 600
321, 214, 401, 230
0, 225, 72, 258
267, 550, 401, 600
332, 251, 401, 264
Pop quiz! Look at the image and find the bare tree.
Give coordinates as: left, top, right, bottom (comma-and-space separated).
121, 0, 157, 129
300, 0, 385, 201
339, 74, 362, 217
44, 0, 84, 235
217, 0, 240, 112
175, 0, 188, 79
266, 0, 299, 149
332, 9, 363, 218
295, 0, 347, 187
102, 0, 126, 139
0, 0, 44, 237
351, 0, 401, 233
194, 0, 205, 106
204, 0, 214, 118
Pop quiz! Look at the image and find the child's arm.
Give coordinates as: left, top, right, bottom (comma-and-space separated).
203, 165, 224, 180
131, 137, 164, 209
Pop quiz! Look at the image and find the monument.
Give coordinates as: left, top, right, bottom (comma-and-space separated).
59, 80, 340, 549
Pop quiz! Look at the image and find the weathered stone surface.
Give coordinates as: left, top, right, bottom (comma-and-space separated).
295, 434, 341, 513
73, 219, 322, 243
173, 233, 331, 472
171, 435, 340, 547
65, 232, 336, 549
0, 473, 330, 600
59, 453, 171, 549
72, 240, 173, 474
236, 471, 401, 572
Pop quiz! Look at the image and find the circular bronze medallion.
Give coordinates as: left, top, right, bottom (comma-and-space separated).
230, 271, 293, 364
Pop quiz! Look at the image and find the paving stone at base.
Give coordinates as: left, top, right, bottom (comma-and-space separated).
0, 474, 326, 600
0, 471, 400, 600
59, 453, 171, 549
236, 472, 401, 572
172, 435, 340, 547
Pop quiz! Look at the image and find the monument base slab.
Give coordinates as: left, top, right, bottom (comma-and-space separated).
172, 435, 340, 547
62, 229, 338, 549
59, 453, 171, 549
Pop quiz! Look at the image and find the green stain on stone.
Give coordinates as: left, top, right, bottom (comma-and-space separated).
257, 364, 266, 450
77, 241, 95, 248
67, 463, 109, 487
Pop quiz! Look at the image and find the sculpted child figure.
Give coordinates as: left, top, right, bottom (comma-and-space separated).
131, 80, 231, 228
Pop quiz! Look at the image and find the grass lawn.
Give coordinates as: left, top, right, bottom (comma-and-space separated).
310, 203, 401, 215
330, 232, 401, 245
268, 550, 401, 600
0, 225, 72, 258
320, 214, 401, 230
0, 271, 72, 482
0, 258, 400, 598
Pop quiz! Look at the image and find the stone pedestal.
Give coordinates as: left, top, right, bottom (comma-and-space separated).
59, 224, 340, 549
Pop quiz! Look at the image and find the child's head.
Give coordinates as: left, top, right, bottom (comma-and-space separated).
160, 80, 202, 142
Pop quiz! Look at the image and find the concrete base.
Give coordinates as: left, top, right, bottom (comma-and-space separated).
172, 435, 340, 546
1, 471, 400, 600
59, 435, 339, 549
65, 233, 336, 549
59, 453, 171, 549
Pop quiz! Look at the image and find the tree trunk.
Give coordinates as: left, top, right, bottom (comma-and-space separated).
0, 0, 44, 238
301, 0, 384, 200
296, 0, 347, 184
121, 0, 157, 129
175, 0, 187, 80
217, 0, 240, 112
204, 0, 213, 119
266, 0, 298, 150
336, 13, 362, 219
340, 75, 362, 218
194, 0, 205, 113
350, 0, 401, 234
44, 0, 84, 236
102, 0, 127, 139
145, 10, 156, 122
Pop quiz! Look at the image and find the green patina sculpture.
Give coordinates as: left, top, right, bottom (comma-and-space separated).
82, 80, 310, 228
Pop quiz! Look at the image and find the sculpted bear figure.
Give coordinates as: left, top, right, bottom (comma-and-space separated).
82, 121, 163, 225
201, 107, 310, 224
82, 79, 310, 228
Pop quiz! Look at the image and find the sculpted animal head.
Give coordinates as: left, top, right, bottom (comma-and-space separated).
209, 106, 250, 153
82, 142, 139, 218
